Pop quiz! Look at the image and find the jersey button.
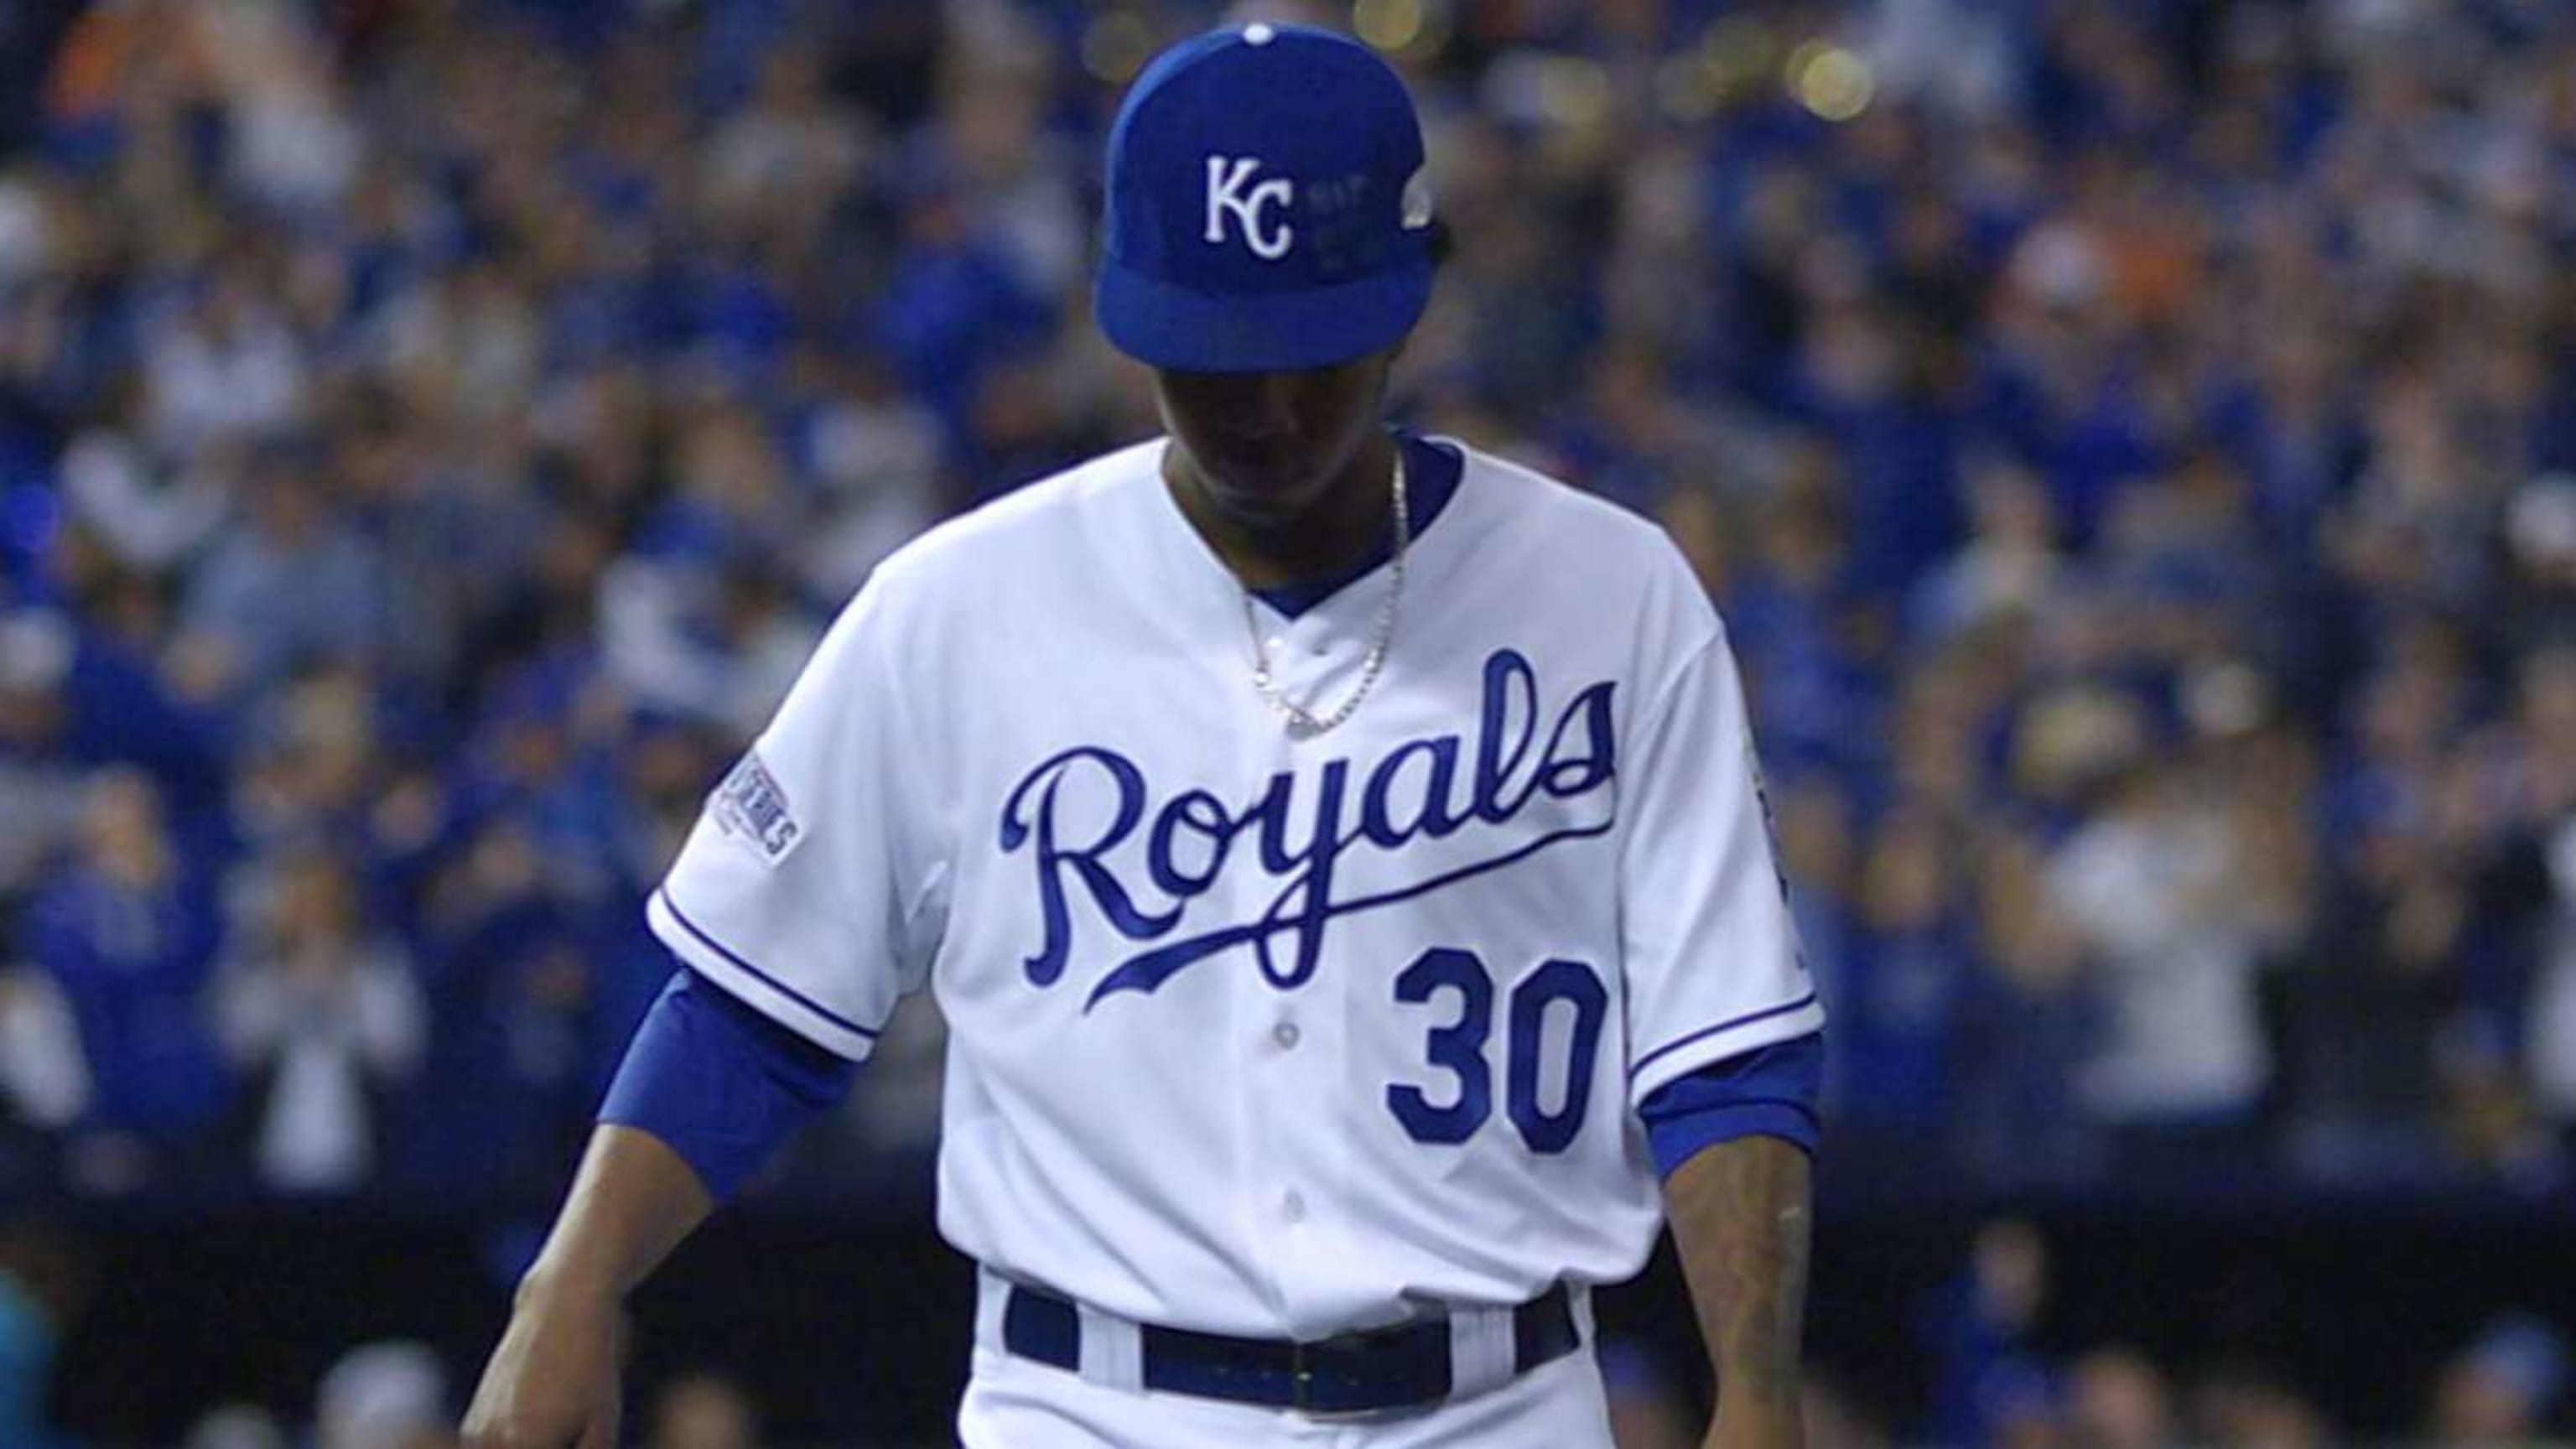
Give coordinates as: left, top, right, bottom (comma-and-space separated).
1272, 1021, 1301, 1050
1280, 1191, 1306, 1223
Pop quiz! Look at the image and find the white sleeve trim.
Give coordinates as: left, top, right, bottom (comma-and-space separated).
646, 887, 881, 1061
1627, 992, 1827, 1105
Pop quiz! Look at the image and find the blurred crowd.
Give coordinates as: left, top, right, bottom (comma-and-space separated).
3, 1208, 2560, 1446
182, 1347, 764, 1449
1599, 1220, 2573, 1449
179, 1353, 765, 1449
0, 0, 2573, 1213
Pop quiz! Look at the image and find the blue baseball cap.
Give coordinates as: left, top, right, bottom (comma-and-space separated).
1096, 23, 1436, 374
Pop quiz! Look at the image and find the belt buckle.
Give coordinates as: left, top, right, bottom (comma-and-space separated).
1288, 1336, 1381, 1420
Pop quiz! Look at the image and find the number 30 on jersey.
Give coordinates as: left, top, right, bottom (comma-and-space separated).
1387, 948, 1608, 1154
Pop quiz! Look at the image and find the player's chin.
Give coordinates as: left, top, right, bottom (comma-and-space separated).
1200, 464, 1333, 526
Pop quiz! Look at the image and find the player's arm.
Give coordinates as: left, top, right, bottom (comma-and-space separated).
1616, 598, 1828, 1449
1639, 1036, 1822, 1449
1666, 1132, 1813, 1449
461, 1124, 713, 1449
465, 570, 926, 1446
463, 970, 858, 1448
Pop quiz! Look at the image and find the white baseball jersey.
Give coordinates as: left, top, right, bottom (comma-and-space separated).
649, 434, 1822, 1340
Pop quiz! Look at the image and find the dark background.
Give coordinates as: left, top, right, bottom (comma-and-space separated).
46, 1189, 2576, 1443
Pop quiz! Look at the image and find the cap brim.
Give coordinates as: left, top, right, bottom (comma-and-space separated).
1096, 257, 1432, 372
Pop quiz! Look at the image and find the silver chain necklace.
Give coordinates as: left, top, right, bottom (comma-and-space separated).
1240, 453, 1409, 737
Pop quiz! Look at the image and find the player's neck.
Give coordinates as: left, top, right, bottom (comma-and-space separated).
1166, 434, 1400, 591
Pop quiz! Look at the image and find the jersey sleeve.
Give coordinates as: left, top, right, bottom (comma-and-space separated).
1618, 625, 1826, 1107
646, 579, 946, 1060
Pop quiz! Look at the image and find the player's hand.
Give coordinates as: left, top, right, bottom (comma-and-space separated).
460, 1275, 627, 1449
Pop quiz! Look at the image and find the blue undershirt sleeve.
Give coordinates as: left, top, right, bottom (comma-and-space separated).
1637, 1031, 1826, 1180
597, 967, 861, 1202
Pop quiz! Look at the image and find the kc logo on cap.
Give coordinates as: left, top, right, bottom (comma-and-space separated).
1095, 23, 1436, 373
1205, 156, 1295, 260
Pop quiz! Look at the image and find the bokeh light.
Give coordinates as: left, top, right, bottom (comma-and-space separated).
1081, 8, 1155, 86
1354, 0, 1451, 59
1536, 55, 1613, 132
1787, 40, 1873, 122
1353, 0, 1421, 52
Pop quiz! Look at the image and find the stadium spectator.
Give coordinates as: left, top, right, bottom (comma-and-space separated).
216, 849, 425, 1193
1924, 1218, 2054, 1447
2064, 1348, 2178, 1449
0, 969, 81, 1205
645, 1371, 761, 1449
1833, 802, 1976, 1144
176, 441, 384, 702
313, 1340, 454, 1449
2182, 1368, 2334, 1449
2046, 741, 2277, 1179
0, 1219, 79, 1449
2428, 1314, 2572, 1446
0, 610, 87, 898
184, 1405, 291, 1449
20, 767, 227, 1192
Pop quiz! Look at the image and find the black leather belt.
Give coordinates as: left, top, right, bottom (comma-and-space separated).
999, 1280, 1581, 1415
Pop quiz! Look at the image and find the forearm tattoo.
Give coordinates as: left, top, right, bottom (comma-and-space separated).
1669, 1137, 1811, 1410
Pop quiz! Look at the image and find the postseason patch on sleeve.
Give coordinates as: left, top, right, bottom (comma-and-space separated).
711, 751, 802, 865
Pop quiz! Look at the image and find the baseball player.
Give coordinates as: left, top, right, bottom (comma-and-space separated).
464, 23, 1826, 1449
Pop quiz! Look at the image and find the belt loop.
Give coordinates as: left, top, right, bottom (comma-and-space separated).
1447, 1302, 1516, 1400
974, 1266, 1010, 1356
1076, 1300, 1145, 1392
